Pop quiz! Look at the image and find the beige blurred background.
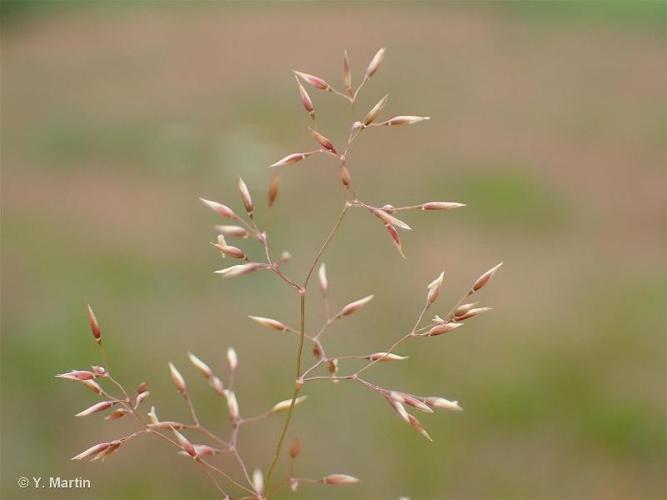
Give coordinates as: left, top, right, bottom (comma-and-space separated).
1, 2, 665, 499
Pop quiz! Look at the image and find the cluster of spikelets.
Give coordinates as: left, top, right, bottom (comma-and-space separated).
58, 48, 501, 499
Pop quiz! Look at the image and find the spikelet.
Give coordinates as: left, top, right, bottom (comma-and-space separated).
270, 395, 307, 414
168, 362, 187, 395
87, 305, 101, 344
248, 315, 288, 332
293, 70, 330, 91
365, 47, 386, 79
340, 295, 374, 317
471, 263, 503, 292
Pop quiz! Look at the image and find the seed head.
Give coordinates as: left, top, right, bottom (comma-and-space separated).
192, 444, 220, 457
407, 414, 432, 442
340, 294, 374, 317
363, 94, 389, 126
427, 322, 464, 336
212, 242, 246, 260
188, 352, 213, 379
421, 201, 466, 211
248, 315, 288, 332
318, 263, 328, 296
199, 198, 235, 219
343, 50, 352, 96
453, 303, 478, 317
383, 116, 431, 126
373, 209, 412, 231
87, 304, 101, 344
227, 347, 238, 371
268, 174, 280, 207
214, 262, 264, 278
269, 152, 314, 168
148, 421, 186, 430
293, 70, 330, 91
225, 390, 240, 420
289, 438, 301, 459
427, 271, 445, 305
327, 359, 338, 375
81, 379, 103, 395
71, 442, 112, 461
91, 365, 107, 377
384, 223, 405, 259
215, 225, 249, 238
134, 391, 150, 408
253, 469, 264, 496
309, 127, 337, 154
472, 262, 503, 292
295, 76, 315, 118
237, 177, 254, 217
168, 362, 187, 395
105, 408, 129, 421
75, 400, 114, 417
340, 165, 351, 188
365, 47, 386, 79
425, 396, 462, 412
322, 474, 360, 485
173, 429, 197, 458
210, 376, 225, 396
455, 307, 493, 321
366, 352, 408, 362
270, 395, 307, 414
56, 370, 96, 381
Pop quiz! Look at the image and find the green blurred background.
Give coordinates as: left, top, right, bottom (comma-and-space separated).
1, 1, 665, 499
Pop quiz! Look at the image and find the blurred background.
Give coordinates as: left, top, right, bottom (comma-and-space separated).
1, 1, 665, 499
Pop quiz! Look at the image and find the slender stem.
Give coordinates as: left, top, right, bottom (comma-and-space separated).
264, 292, 306, 495
304, 204, 350, 287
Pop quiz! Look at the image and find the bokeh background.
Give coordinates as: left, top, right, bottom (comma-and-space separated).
2, 2, 665, 499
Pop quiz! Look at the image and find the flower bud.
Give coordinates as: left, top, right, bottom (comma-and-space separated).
188, 352, 213, 379
472, 263, 503, 292
421, 201, 466, 211
293, 70, 330, 91
363, 94, 389, 126
383, 116, 430, 126
87, 304, 101, 344
237, 177, 254, 217
322, 474, 360, 485
427, 322, 464, 336
75, 400, 114, 417
384, 223, 405, 259
227, 347, 238, 371
343, 50, 352, 96
71, 442, 112, 461
309, 127, 337, 154
295, 76, 315, 118
269, 152, 314, 168
215, 225, 249, 238
340, 294, 374, 317
248, 315, 287, 331
268, 174, 280, 207
318, 263, 328, 296
425, 396, 462, 412
270, 395, 307, 414
199, 198, 235, 218
289, 437, 301, 458
365, 47, 385, 78
168, 362, 187, 395
427, 271, 445, 305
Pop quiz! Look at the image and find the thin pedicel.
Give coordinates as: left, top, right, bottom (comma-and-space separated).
59, 48, 501, 499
